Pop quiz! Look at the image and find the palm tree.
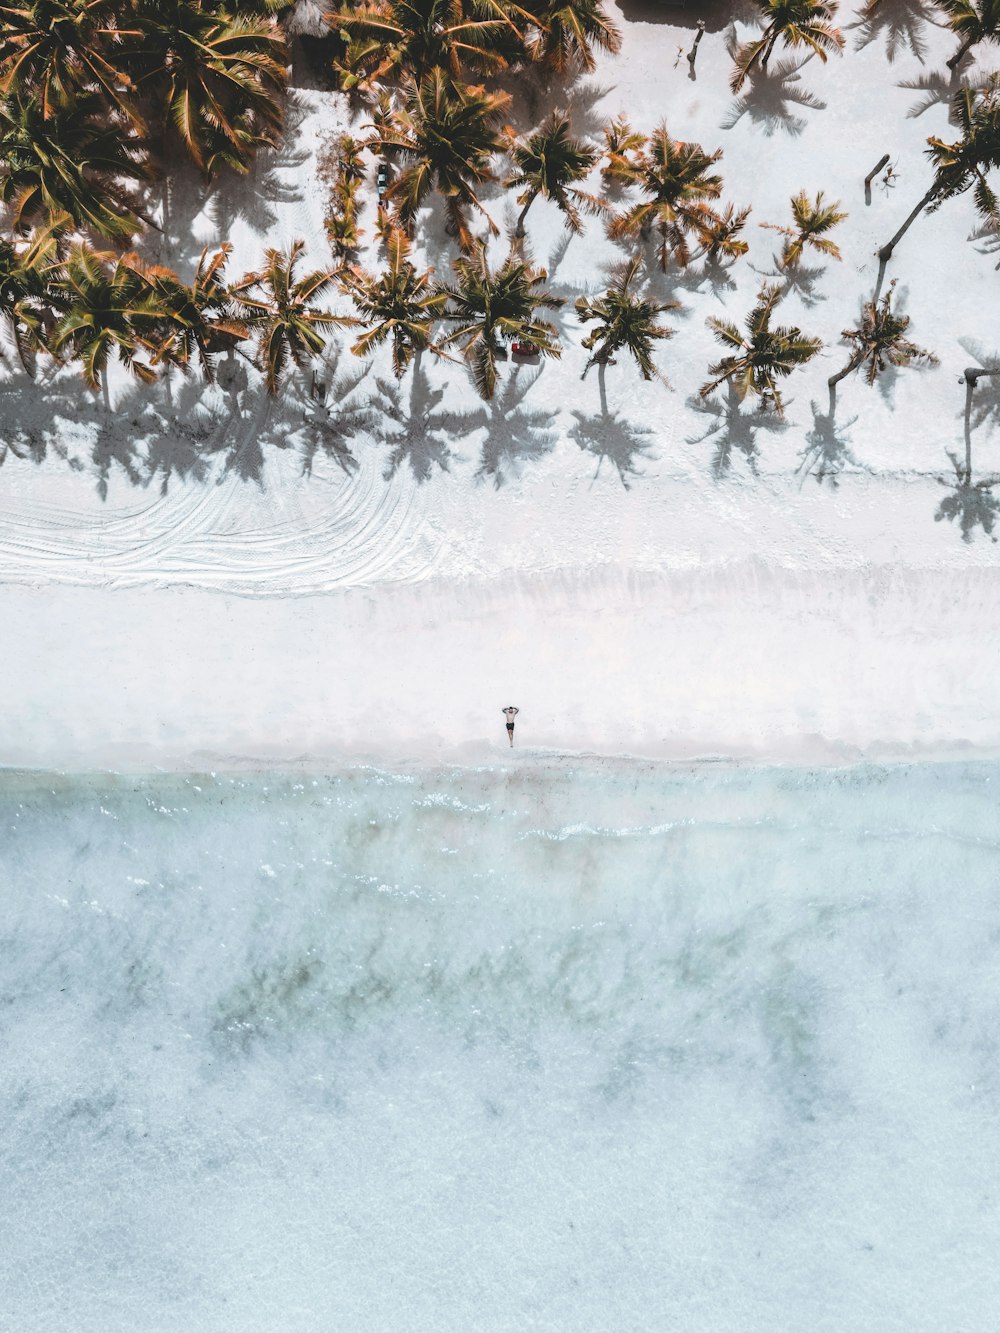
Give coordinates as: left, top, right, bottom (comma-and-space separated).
600, 115, 644, 187
0, 0, 140, 121
608, 122, 725, 270
0, 237, 48, 371
937, 0, 1000, 69
520, 0, 622, 73
698, 203, 752, 263
229, 240, 353, 395
0, 91, 153, 241
701, 281, 821, 413
130, 0, 287, 176
337, 227, 449, 377
761, 189, 846, 268
149, 245, 249, 381
505, 111, 605, 238
879, 75, 1000, 260
367, 69, 509, 250
439, 245, 562, 399
730, 0, 844, 93
828, 280, 937, 389
575, 256, 675, 379
333, 0, 510, 83
49, 243, 166, 389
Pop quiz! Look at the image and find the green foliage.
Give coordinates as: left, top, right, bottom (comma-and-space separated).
506, 110, 605, 237
730, 0, 844, 92
832, 280, 938, 386
439, 244, 562, 399
761, 189, 847, 269
575, 255, 675, 380
701, 282, 821, 413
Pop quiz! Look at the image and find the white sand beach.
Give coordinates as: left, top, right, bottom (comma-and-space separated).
1, 6, 998, 768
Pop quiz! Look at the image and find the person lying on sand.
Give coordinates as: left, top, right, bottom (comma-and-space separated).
502, 706, 519, 747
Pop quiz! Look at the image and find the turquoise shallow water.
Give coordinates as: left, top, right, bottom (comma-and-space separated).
3, 761, 1000, 1330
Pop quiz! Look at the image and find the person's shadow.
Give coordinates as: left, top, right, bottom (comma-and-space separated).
569, 363, 657, 488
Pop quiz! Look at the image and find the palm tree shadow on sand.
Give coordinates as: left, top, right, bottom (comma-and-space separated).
369, 357, 457, 481
796, 398, 867, 487
686, 381, 789, 478
936, 360, 1000, 541
721, 55, 826, 137
452, 367, 558, 488
297, 349, 369, 477
569, 364, 657, 488
850, 0, 939, 63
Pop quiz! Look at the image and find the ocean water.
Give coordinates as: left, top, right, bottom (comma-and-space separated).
3, 761, 1000, 1331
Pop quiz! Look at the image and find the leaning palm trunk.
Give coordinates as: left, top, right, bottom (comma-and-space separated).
947, 32, 979, 69
877, 185, 938, 261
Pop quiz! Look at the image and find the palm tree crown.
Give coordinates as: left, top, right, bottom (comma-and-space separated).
334, 0, 511, 83
829, 280, 938, 387
937, 0, 1000, 69
439, 244, 563, 399
131, 0, 287, 176
0, 90, 151, 240
730, 0, 844, 93
608, 122, 725, 270
149, 244, 249, 381
926, 74, 1000, 222
230, 239, 352, 395
49, 243, 166, 389
337, 227, 448, 377
701, 281, 821, 413
575, 255, 675, 380
368, 69, 509, 250
520, 0, 622, 72
506, 110, 605, 238
761, 189, 847, 268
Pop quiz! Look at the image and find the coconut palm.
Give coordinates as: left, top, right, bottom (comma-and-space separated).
130, 0, 287, 176
0, 90, 152, 241
879, 75, 1000, 260
608, 122, 725, 270
575, 255, 675, 379
337, 227, 448, 377
730, 0, 844, 93
828, 280, 937, 388
0, 237, 48, 371
333, 0, 510, 83
506, 111, 606, 238
600, 115, 644, 186
439, 245, 562, 399
937, 0, 1000, 69
148, 245, 249, 381
761, 189, 846, 269
520, 0, 622, 73
0, 0, 140, 121
48, 243, 167, 389
229, 240, 353, 395
701, 281, 821, 413
698, 202, 752, 262
368, 69, 509, 250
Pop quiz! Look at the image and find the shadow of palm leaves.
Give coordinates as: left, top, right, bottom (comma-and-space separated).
797, 400, 866, 487
936, 450, 1000, 541
369, 359, 457, 481
569, 396, 657, 488
850, 0, 938, 63
685, 383, 789, 478
750, 257, 828, 307
721, 57, 826, 137
452, 367, 558, 487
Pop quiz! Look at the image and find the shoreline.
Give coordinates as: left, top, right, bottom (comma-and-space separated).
3, 559, 999, 773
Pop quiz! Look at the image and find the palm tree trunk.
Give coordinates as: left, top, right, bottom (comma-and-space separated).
828, 351, 864, 389
964, 374, 975, 478
760, 27, 780, 71
597, 359, 608, 416
514, 192, 537, 239
946, 32, 977, 71
878, 185, 939, 261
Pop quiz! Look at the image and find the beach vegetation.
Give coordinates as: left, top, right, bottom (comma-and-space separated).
575, 255, 675, 379
937, 0, 1000, 70
505, 110, 606, 239
828, 280, 938, 388
439, 244, 562, 399
761, 190, 846, 269
701, 281, 821, 414
730, 0, 844, 93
